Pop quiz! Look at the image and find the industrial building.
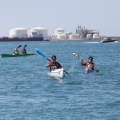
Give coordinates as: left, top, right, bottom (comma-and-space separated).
9, 28, 28, 38
9, 27, 48, 39
76, 26, 100, 39
52, 26, 100, 40
7, 25, 101, 41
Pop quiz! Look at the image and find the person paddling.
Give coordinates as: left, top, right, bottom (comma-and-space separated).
81, 56, 99, 73
14, 48, 19, 54
46, 55, 62, 71
21, 44, 27, 54
13, 45, 21, 54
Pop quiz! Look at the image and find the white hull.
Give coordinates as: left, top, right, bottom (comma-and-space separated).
48, 68, 65, 78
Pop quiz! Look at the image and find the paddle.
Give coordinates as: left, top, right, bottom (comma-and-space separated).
73, 52, 81, 59
17, 45, 22, 48
72, 52, 99, 72
35, 48, 69, 74
24, 44, 27, 48
35, 48, 51, 62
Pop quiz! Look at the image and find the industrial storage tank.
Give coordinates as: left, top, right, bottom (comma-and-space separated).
93, 34, 99, 38
28, 29, 43, 38
9, 28, 28, 38
52, 34, 57, 40
87, 34, 92, 38
57, 34, 66, 40
55, 28, 64, 35
69, 34, 79, 40
28, 27, 48, 38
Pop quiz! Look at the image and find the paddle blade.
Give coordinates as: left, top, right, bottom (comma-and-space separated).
72, 52, 80, 58
35, 48, 47, 59
24, 44, 27, 48
64, 70, 69, 74
18, 45, 22, 48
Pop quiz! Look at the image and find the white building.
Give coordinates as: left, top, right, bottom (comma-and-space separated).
9, 27, 48, 39
55, 28, 64, 35
69, 34, 79, 40
87, 34, 92, 38
93, 34, 100, 38
57, 33, 66, 40
9, 28, 28, 38
52, 28, 65, 40
28, 27, 48, 38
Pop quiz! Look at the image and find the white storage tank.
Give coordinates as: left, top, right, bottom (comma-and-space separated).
57, 34, 66, 40
9, 28, 28, 38
69, 34, 79, 39
28, 29, 43, 38
65, 32, 71, 39
93, 34, 99, 38
52, 34, 57, 40
87, 34, 92, 38
28, 27, 48, 38
55, 28, 64, 35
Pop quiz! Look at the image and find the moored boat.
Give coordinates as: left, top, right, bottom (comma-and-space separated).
0, 37, 44, 42
48, 68, 65, 78
1, 53, 36, 57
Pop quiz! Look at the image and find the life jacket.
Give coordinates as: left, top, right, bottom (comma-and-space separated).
87, 63, 94, 68
85, 67, 94, 73
49, 62, 62, 71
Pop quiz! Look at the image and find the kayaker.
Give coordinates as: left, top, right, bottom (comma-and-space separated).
13, 48, 19, 54
21, 48, 27, 54
13, 45, 22, 54
81, 56, 99, 73
46, 55, 62, 71
21, 44, 27, 54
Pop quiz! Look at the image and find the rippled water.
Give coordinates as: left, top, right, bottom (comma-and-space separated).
0, 40, 120, 120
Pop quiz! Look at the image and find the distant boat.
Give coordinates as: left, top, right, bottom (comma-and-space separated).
0, 37, 44, 42
100, 38, 118, 43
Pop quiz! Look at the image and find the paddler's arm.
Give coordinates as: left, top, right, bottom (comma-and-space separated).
46, 62, 54, 68
81, 58, 86, 66
46, 62, 52, 68
81, 58, 83, 65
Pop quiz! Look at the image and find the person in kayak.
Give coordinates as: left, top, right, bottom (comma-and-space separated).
21, 48, 27, 54
81, 56, 99, 73
21, 44, 27, 54
13, 48, 19, 54
13, 45, 22, 54
46, 55, 62, 71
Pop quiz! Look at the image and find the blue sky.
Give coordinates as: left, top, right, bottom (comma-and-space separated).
0, 0, 120, 37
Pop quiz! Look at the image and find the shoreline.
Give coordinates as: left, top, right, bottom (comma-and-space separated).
51, 37, 120, 41
0, 37, 119, 42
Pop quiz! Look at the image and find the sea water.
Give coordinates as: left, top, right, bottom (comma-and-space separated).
0, 40, 120, 120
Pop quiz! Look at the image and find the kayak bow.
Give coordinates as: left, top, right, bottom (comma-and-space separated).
48, 68, 65, 78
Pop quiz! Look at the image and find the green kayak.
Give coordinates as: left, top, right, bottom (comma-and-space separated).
1, 53, 36, 57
